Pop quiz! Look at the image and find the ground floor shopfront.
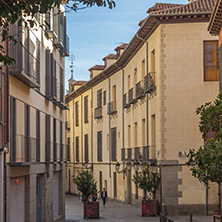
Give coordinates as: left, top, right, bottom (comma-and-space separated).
7, 164, 65, 222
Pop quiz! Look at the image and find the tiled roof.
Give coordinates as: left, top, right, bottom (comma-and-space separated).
102, 54, 118, 61
147, 3, 183, 13
114, 43, 128, 51
88, 65, 105, 71
208, 0, 222, 35
72, 81, 87, 85
151, 0, 216, 15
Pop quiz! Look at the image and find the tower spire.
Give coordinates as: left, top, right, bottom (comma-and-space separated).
68, 53, 75, 81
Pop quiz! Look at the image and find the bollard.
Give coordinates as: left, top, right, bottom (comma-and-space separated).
190, 213, 193, 222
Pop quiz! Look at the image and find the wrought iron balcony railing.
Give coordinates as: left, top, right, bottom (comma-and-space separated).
10, 135, 40, 164
123, 93, 130, 109
94, 107, 103, 119
136, 81, 145, 99
144, 72, 156, 93
9, 26, 40, 88
121, 146, 155, 162
128, 88, 136, 104
107, 101, 117, 115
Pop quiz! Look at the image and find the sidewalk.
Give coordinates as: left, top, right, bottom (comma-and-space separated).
65, 195, 213, 222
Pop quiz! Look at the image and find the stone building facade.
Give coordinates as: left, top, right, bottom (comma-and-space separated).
66, 0, 219, 215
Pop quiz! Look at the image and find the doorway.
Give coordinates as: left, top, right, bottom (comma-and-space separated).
36, 175, 41, 222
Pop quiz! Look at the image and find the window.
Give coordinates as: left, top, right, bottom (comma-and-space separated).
111, 127, 117, 161
84, 96, 88, 123
10, 97, 16, 162
204, 40, 219, 81
53, 118, 57, 161
151, 49, 155, 83
142, 119, 145, 146
128, 125, 131, 148
99, 171, 102, 192
36, 110, 40, 162
60, 67, 64, 102
134, 122, 138, 147
60, 121, 63, 160
76, 136, 79, 162
97, 131, 102, 161
75, 101, 79, 126
97, 89, 102, 108
134, 68, 137, 86
84, 134, 89, 162
45, 114, 51, 162
151, 114, 156, 159
128, 75, 130, 91
24, 104, 30, 161
36, 39, 40, 84
103, 91, 106, 105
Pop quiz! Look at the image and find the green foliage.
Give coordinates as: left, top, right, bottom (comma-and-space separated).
186, 94, 222, 185
73, 170, 97, 201
0, 0, 115, 65
133, 168, 160, 200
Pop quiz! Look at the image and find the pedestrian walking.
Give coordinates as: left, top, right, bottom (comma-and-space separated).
101, 188, 107, 207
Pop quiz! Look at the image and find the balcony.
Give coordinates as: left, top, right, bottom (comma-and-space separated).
136, 81, 145, 99
45, 75, 57, 101
45, 11, 57, 39
123, 93, 130, 109
55, 83, 64, 107
46, 142, 69, 163
121, 146, 154, 162
128, 88, 136, 104
107, 101, 117, 115
144, 72, 156, 93
10, 135, 40, 165
9, 27, 40, 88
60, 34, 69, 57
94, 107, 103, 119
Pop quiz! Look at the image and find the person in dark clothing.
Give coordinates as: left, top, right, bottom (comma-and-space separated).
101, 188, 107, 206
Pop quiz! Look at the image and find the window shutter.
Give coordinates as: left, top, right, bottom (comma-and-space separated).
36, 39, 40, 84
10, 97, 16, 162
97, 131, 102, 161
36, 110, 40, 162
103, 91, 106, 105
85, 134, 88, 162
75, 101, 79, 126
76, 137, 79, 162
111, 127, 117, 161
45, 114, 51, 162
84, 96, 88, 123
45, 50, 52, 97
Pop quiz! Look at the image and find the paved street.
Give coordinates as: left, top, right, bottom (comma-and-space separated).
65, 195, 213, 222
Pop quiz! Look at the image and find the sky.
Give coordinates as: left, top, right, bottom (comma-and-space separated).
64, 0, 188, 88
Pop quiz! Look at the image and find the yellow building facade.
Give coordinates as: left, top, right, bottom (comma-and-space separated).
66, 0, 219, 215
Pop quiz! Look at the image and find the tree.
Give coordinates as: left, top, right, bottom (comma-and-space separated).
0, 0, 115, 65
73, 170, 97, 201
133, 168, 160, 200
186, 94, 222, 214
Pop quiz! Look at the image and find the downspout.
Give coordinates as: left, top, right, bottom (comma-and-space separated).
90, 88, 93, 175
108, 78, 111, 178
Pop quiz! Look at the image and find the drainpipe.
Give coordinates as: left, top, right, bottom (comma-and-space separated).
108, 78, 111, 178
90, 88, 93, 175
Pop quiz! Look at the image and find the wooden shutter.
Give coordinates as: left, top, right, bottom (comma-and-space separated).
97, 89, 102, 108
10, 97, 16, 162
99, 171, 102, 192
84, 134, 88, 162
60, 67, 64, 102
76, 136, 79, 162
97, 131, 102, 161
113, 172, 117, 197
84, 96, 88, 123
36, 39, 40, 83
36, 110, 40, 162
111, 127, 117, 161
103, 91, 106, 105
25, 104, 30, 162
53, 118, 57, 161
45, 50, 52, 97
45, 114, 51, 162
204, 41, 219, 81
60, 121, 63, 161
75, 101, 79, 126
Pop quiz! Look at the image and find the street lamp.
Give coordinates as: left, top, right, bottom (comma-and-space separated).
116, 162, 120, 172
133, 160, 140, 171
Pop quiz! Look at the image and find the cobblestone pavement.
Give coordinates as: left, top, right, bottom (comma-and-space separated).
65, 195, 213, 222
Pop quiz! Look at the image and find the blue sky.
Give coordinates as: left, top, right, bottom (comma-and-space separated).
65, 0, 188, 88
